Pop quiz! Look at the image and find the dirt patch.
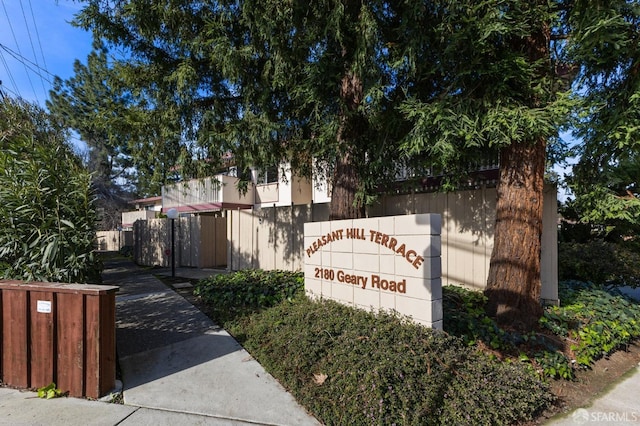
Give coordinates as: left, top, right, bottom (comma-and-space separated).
531, 342, 640, 424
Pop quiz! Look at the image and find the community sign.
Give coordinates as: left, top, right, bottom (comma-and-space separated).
304, 214, 442, 329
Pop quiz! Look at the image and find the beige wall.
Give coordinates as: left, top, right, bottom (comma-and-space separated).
254, 183, 280, 205
163, 175, 254, 209
228, 185, 558, 301
291, 176, 313, 205
253, 174, 313, 207
121, 210, 156, 227
541, 185, 558, 302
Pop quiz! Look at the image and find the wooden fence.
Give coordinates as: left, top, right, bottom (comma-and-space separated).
133, 216, 226, 268
227, 185, 558, 301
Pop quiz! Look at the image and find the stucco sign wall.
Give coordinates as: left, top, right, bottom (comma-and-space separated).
303, 214, 443, 329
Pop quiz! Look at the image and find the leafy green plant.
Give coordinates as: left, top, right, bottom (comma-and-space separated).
37, 383, 64, 399
542, 281, 640, 367
533, 351, 574, 380
194, 270, 304, 322
0, 98, 101, 283
443, 285, 515, 350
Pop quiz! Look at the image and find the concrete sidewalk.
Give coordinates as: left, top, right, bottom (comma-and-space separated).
0, 259, 319, 426
107, 259, 320, 425
545, 363, 640, 425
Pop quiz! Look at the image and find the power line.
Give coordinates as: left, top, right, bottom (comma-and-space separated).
0, 43, 55, 85
0, 49, 20, 97
27, 0, 48, 75
0, 78, 20, 98
19, 0, 47, 100
0, 0, 39, 104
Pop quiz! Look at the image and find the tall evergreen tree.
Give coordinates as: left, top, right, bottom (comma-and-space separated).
73, 0, 409, 218
395, 1, 574, 326
70, 0, 640, 328
47, 47, 182, 199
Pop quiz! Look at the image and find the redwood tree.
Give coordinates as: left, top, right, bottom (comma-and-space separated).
485, 12, 552, 326
397, 1, 571, 327
398, 0, 640, 327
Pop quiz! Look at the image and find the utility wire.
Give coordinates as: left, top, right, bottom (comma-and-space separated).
0, 44, 55, 85
1, 0, 39, 104
0, 50, 20, 97
0, 78, 20, 98
27, 0, 48, 76
19, 0, 47, 99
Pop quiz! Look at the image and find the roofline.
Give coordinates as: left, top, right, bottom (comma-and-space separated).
128, 196, 162, 205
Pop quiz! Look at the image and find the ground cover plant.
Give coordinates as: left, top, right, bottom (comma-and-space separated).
195, 271, 553, 425
194, 269, 303, 323
195, 268, 640, 424
541, 281, 640, 368
444, 281, 640, 381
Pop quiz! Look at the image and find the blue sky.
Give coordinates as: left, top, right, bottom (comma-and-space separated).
0, 0, 93, 107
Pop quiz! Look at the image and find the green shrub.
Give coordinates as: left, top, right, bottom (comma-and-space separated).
440, 356, 555, 425
558, 240, 640, 287
0, 98, 101, 283
194, 269, 303, 322
227, 297, 553, 425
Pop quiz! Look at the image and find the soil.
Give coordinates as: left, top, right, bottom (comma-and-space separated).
529, 342, 640, 424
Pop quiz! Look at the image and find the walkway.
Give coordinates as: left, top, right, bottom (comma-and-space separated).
105, 258, 320, 425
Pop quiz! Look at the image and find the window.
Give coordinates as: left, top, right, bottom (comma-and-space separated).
258, 165, 279, 185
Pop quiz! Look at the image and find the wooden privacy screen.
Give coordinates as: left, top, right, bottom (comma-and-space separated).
0, 280, 118, 398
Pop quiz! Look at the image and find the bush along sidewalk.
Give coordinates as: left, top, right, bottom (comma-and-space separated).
195, 270, 553, 425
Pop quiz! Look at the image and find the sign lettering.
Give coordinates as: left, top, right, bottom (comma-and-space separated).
304, 214, 443, 329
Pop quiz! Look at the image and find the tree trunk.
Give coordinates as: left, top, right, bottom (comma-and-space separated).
485, 6, 551, 329
485, 137, 546, 329
330, 148, 364, 220
329, 70, 365, 220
